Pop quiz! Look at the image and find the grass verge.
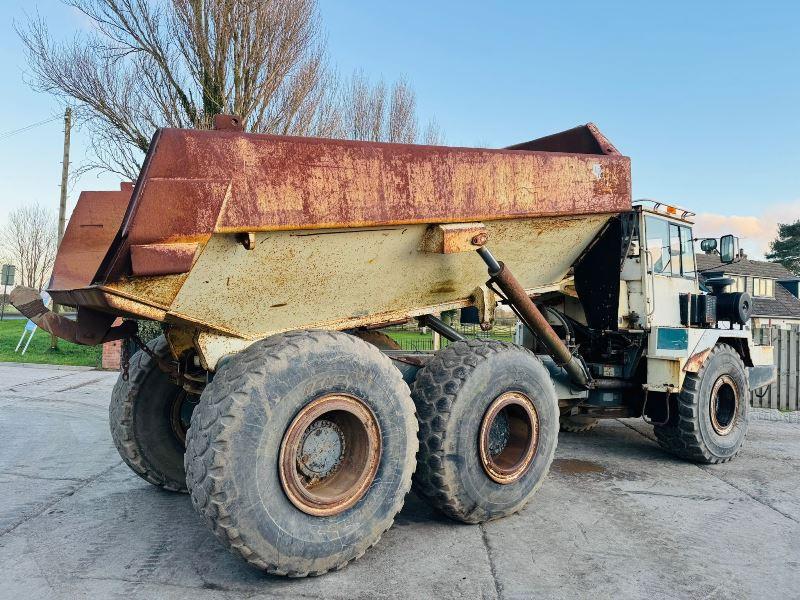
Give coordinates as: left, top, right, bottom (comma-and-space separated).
0, 319, 101, 367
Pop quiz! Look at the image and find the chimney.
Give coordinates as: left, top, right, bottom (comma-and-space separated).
738, 249, 747, 259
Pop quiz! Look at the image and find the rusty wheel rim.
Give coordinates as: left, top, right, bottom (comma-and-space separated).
710, 374, 739, 436
279, 394, 381, 516
479, 391, 539, 485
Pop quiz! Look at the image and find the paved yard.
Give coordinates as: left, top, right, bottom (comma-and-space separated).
1, 363, 798, 599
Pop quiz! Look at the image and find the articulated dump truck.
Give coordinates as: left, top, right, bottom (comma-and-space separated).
12, 116, 776, 576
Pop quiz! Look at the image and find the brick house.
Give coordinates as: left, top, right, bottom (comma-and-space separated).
101, 318, 125, 370
697, 252, 800, 328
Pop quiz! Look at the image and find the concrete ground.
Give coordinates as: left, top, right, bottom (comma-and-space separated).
1, 363, 798, 600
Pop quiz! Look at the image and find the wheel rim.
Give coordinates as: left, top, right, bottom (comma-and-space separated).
279, 394, 381, 516
709, 374, 739, 436
169, 390, 197, 446
479, 391, 539, 484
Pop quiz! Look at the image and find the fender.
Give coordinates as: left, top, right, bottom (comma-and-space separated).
683, 328, 755, 373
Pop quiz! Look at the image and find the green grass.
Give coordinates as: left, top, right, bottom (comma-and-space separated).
386, 324, 514, 350
385, 330, 431, 344
0, 319, 515, 368
0, 319, 102, 367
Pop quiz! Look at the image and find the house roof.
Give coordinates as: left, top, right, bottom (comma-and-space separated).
695, 254, 800, 318
751, 284, 800, 319
696, 253, 798, 280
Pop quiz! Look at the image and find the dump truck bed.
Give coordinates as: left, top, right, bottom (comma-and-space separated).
25, 121, 630, 362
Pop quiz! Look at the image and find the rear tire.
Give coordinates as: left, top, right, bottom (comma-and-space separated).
411, 340, 558, 524
653, 344, 749, 463
184, 331, 417, 577
560, 415, 599, 433
109, 336, 194, 492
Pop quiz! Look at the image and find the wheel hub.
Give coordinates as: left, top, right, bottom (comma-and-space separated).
280, 394, 381, 516
297, 419, 345, 479
169, 390, 199, 446
487, 410, 510, 456
710, 374, 739, 436
479, 391, 539, 485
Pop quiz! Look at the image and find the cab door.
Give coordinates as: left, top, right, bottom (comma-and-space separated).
642, 214, 698, 328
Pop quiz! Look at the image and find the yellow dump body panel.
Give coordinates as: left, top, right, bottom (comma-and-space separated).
162, 215, 610, 340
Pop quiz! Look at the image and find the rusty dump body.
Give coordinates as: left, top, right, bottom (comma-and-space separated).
16, 119, 631, 367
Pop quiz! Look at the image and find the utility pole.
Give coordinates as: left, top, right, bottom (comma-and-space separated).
51, 107, 71, 350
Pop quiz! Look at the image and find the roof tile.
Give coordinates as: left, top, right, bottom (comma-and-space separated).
696, 254, 798, 279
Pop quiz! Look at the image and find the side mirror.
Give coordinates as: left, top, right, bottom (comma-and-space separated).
720, 234, 739, 264
700, 238, 717, 253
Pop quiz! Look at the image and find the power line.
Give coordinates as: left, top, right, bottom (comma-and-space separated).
0, 116, 62, 142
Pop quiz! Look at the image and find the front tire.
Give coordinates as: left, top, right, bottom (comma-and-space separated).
653, 344, 749, 463
184, 331, 417, 577
411, 340, 558, 524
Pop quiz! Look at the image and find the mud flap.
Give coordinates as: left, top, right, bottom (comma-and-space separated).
748, 365, 776, 390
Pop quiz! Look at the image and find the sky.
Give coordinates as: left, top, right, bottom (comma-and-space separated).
1, 0, 798, 258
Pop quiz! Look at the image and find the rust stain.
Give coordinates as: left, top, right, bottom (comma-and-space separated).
420, 223, 488, 254
431, 284, 457, 294
94, 122, 630, 287
130, 242, 200, 277
47, 122, 633, 349
104, 273, 189, 309
683, 348, 711, 373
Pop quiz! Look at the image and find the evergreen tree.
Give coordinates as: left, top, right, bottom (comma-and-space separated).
766, 220, 800, 275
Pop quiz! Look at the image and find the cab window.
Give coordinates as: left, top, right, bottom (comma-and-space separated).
669, 224, 682, 275
680, 225, 696, 278
645, 216, 695, 278
645, 216, 671, 275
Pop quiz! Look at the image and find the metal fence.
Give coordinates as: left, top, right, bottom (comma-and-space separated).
751, 326, 800, 411
385, 321, 515, 352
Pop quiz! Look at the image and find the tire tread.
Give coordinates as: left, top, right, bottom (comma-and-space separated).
653, 343, 746, 464
184, 330, 417, 577
411, 339, 557, 523
109, 336, 186, 492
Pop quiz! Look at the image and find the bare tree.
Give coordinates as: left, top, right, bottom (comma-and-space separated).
19, 0, 442, 179
340, 72, 443, 145
2, 205, 58, 291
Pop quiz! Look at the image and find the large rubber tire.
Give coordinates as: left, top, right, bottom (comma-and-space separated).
559, 415, 599, 433
184, 331, 418, 577
653, 344, 749, 464
109, 336, 189, 492
411, 339, 558, 524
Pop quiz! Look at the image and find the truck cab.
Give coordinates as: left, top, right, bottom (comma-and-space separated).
540, 199, 775, 443
625, 202, 699, 330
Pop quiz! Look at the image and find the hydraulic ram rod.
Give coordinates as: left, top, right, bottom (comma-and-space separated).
417, 314, 467, 342
476, 247, 591, 388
